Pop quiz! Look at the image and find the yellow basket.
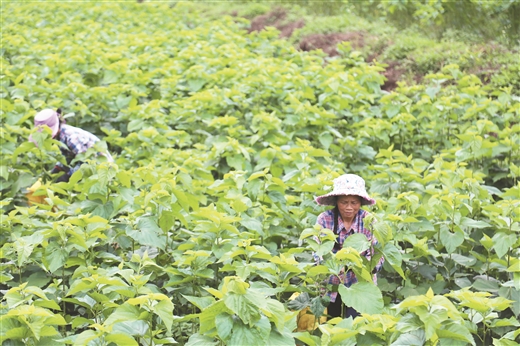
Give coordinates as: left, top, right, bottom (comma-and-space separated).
25, 179, 47, 206
289, 292, 327, 332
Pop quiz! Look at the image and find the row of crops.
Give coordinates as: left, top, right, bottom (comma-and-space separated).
1, 2, 519, 345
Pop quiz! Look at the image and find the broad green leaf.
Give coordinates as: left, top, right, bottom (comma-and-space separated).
371, 219, 392, 247
228, 316, 270, 346
105, 333, 138, 346
265, 328, 295, 346
382, 243, 405, 279
240, 215, 264, 235
223, 293, 261, 326
306, 265, 331, 277
44, 244, 68, 273
199, 301, 230, 334
185, 333, 218, 346
294, 332, 321, 346
67, 279, 97, 296
103, 303, 141, 326
182, 295, 215, 310
153, 298, 174, 333
74, 330, 100, 345
437, 321, 476, 346
338, 282, 383, 314
390, 329, 425, 346
440, 228, 464, 254
287, 292, 311, 311
342, 233, 371, 254
215, 313, 234, 342
262, 299, 286, 332
307, 238, 335, 258
492, 232, 517, 259
460, 217, 491, 229
159, 210, 175, 232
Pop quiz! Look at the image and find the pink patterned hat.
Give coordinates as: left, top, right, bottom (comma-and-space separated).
315, 174, 375, 206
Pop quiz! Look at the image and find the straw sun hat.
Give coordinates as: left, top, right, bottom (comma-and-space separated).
315, 174, 375, 206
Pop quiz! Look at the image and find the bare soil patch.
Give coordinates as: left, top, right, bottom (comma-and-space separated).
247, 8, 407, 91
380, 61, 407, 91
248, 7, 305, 38
299, 32, 365, 56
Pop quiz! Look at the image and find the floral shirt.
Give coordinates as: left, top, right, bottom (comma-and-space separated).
315, 208, 384, 302
55, 124, 113, 175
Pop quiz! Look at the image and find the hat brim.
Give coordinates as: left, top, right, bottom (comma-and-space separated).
315, 193, 375, 206
33, 123, 59, 139
48, 122, 59, 138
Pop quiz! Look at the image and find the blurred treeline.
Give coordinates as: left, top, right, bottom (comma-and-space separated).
262, 0, 520, 46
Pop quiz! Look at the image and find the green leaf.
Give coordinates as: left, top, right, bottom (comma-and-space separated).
126, 226, 166, 250
34, 299, 61, 311
74, 330, 99, 345
437, 321, 476, 346
294, 332, 321, 346
390, 329, 425, 346
159, 210, 175, 232
200, 302, 231, 334
492, 232, 517, 259
182, 295, 215, 310
67, 279, 97, 296
472, 277, 500, 293
309, 295, 327, 319
105, 333, 138, 346
102, 70, 118, 84
382, 243, 405, 279
287, 292, 311, 311
240, 215, 264, 236
104, 303, 141, 326
343, 233, 371, 254
307, 239, 335, 258
215, 313, 234, 342
186, 333, 218, 346
338, 282, 383, 315
371, 219, 392, 248
440, 228, 464, 254
319, 131, 333, 150
224, 292, 262, 326
5, 326, 26, 340
229, 316, 271, 346
188, 78, 206, 92
153, 298, 174, 333
45, 244, 68, 273
262, 299, 286, 332
0, 166, 8, 180
266, 328, 295, 346
460, 217, 491, 229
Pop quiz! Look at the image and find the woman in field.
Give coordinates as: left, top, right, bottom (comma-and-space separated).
314, 173, 384, 319
30, 108, 113, 182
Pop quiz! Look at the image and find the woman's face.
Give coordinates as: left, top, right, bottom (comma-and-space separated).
337, 195, 362, 221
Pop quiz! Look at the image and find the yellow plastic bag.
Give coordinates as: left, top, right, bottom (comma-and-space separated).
289, 292, 327, 332
26, 179, 47, 206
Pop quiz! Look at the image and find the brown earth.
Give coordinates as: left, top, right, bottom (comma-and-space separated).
299, 32, 366, 56
247, 8, 404, 91
248, 7, 305, 38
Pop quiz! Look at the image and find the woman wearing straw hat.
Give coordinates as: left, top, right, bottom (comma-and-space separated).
314, 173, 384, 319
29, 108, 113, 182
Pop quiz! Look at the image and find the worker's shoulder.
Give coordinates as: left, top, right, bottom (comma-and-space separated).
61, 124, 100, 140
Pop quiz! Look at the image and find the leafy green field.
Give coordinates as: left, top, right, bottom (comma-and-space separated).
1, 1, 519, 346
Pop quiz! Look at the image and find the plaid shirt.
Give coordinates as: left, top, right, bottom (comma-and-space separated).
314, 208, 384, 302
55, 124, 113, 175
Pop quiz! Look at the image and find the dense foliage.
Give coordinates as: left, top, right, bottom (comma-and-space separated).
1, 2, 519, 346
